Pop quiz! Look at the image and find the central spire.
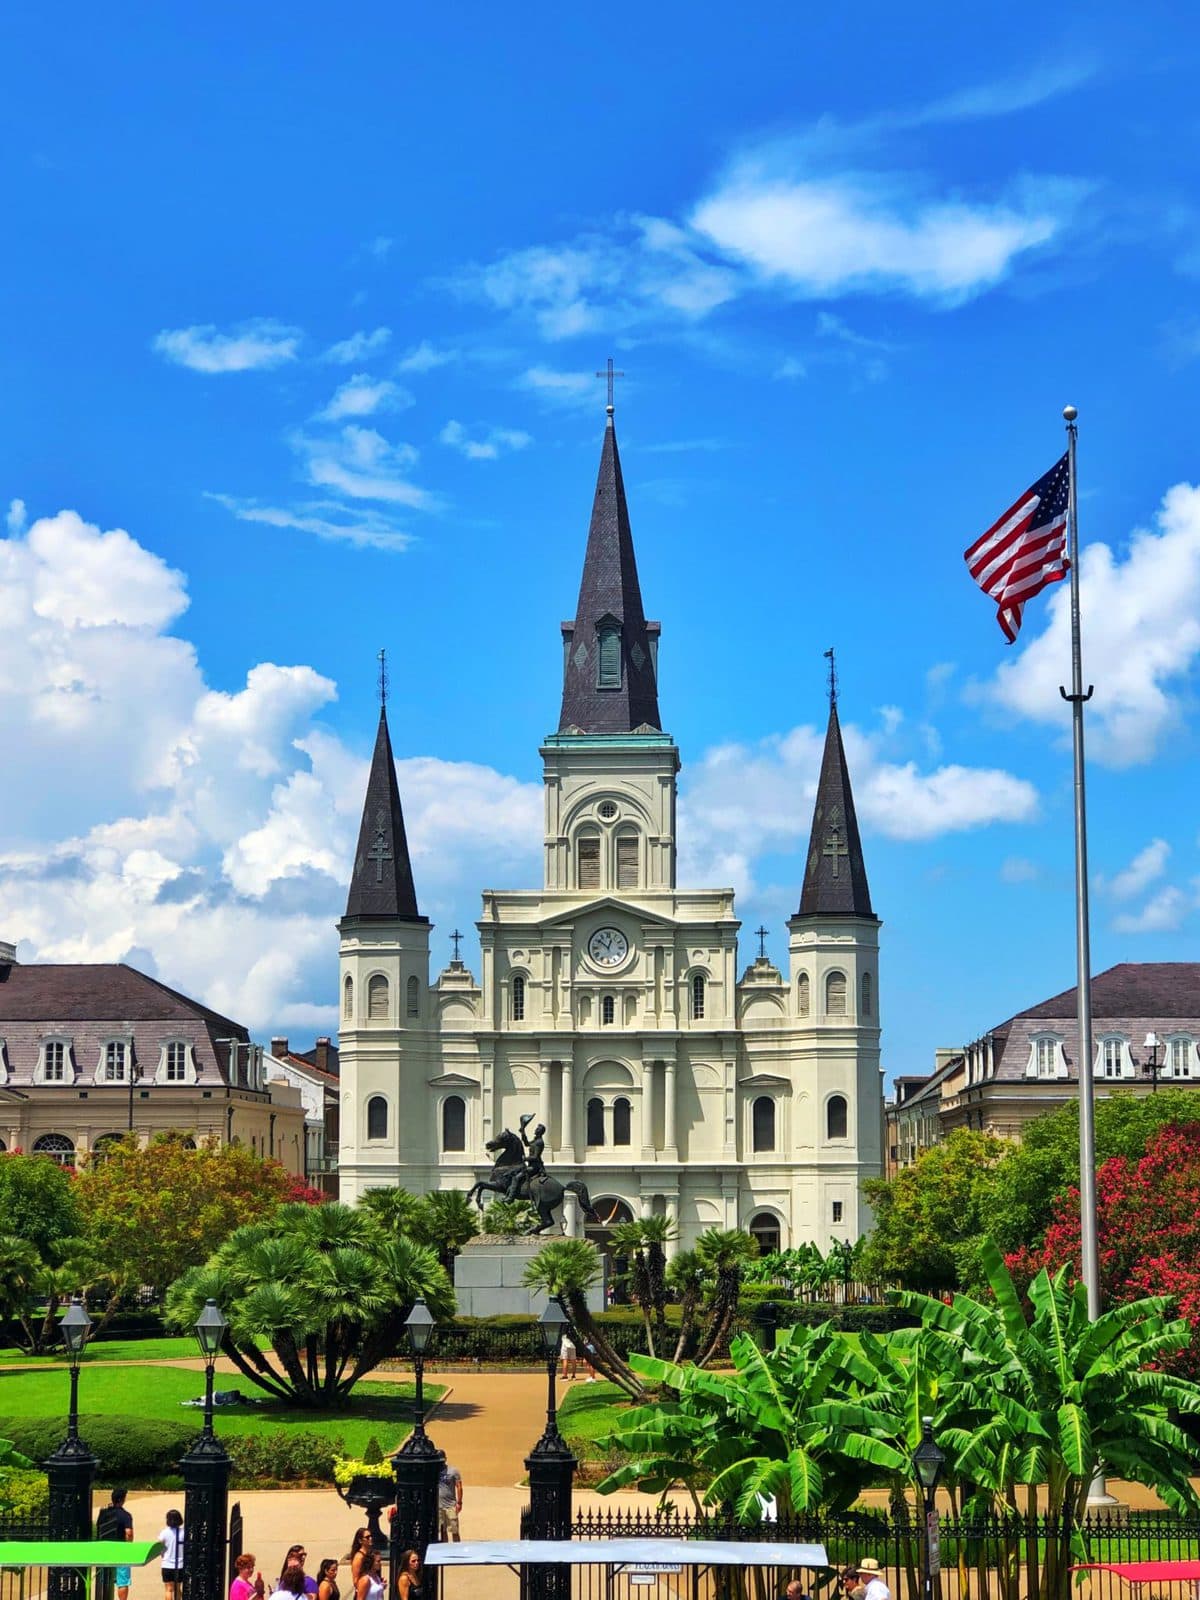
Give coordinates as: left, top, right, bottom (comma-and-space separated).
557, 413, 662, 735
343, 703, 424, 923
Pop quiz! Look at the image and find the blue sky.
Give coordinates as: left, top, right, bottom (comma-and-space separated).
2, 2, 1199, 1082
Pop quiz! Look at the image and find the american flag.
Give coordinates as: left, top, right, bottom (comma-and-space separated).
964, 452, 1070, 643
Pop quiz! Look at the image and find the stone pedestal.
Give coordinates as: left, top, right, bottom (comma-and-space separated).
454, 1235, 606, 1317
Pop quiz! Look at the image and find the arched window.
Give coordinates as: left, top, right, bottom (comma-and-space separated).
103, 1041, 128, 1081
749, 1212, 781, 1254
597, 625, 622, 689
32, 1133, 75, 1168
406, 975, 419, 1018
613, 1097, 631, 1146
825, 971, 847, 1016
616, 833, 638, 889
343, 975, 354, 1019
586, 1097, 605, 1146
826, 1094, 848, 1140
0, 1138, 6, 1152
691, 974, 706, 1021
752, 1096, 776, 1153
577, 834, 601, 890
164, 1042, 189, 1082
442, 1096, 466, 1152
92, 1133, 123, 1163
861, 971, 872, 1017
797, 972, 810, 1017
366, 1095, 389, 1141
367, 974, 389, 1021
601, 994, 615, 1025
511, 975, 525, 1021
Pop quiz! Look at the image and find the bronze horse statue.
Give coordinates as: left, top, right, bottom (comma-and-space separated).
466, 1127, 599, 1235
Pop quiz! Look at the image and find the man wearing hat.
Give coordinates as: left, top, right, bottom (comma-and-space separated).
857, 1559, 891, 1600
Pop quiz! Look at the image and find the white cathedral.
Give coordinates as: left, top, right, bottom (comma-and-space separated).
337, 404, 883, 1254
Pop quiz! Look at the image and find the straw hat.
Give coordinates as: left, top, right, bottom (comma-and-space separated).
858, 1560, 882, 1574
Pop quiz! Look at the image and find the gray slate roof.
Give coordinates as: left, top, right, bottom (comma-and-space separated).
557, 418, 662, 735
343, 708, 425, 923
797, 701, 874, 918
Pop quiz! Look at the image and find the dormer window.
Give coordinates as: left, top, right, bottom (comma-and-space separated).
1098, 1036, 1130, 1080
596, 619, 622, 689
1027, 1033, 1066, 1080
38, 1038, 72, 1084
157, 1039, 195, 1085
98, 1039, 132, 1083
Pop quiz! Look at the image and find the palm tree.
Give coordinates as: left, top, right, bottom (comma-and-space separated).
609, 1216, 676, 1357
359, 1186, 421, 1236
523, 1238, 646, 1401
666, 1249, 708, 1362
411, 1190, 479, 1271
693, 1228, 758, 1367
165, 1202, 453, 1406
0, 1234, 42, 1351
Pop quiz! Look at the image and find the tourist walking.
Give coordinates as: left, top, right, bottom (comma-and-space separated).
230, 1553, 265, 1600
270, 1570, 306, 1600
438, 1461, 463, 1541
347, 1530, 374, 1589
395, 1551, 424, 1600
316, 1560, 340, 1600
355, 1551, 385, 1600
560, 1334, 577, 1380
97, 1488, 133, 1600
857, 1559, 891, 1600
279, 1547, 319, 1596
158, 1510, 184, 1600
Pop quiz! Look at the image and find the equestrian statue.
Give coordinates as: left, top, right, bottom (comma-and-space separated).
465, 1112, 599, 1234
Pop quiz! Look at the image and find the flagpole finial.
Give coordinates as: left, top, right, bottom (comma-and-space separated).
1063, 405, 1078, 422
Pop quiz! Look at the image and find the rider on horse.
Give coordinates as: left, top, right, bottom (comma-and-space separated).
503, 1112, 546, 1203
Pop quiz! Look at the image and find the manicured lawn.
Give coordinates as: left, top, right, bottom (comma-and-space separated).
0, 1336, 200, 1365
0, 1364, 444, 1457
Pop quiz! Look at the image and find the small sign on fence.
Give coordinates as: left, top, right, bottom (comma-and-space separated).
927, 1510, 941, 1577
629, 1564, 684, 1584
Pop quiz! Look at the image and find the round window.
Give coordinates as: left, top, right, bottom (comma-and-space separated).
598, 801, 618, 820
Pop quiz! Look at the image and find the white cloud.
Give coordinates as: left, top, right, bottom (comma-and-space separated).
1113, 886, 1191, 935
774, 356, 807, 380
1001, 856, 1040, 883
7, 499, 26, 535
439, 420, 532, 461
397, 341, 458, 373
319, 374, 413, 422
153, 319, 302, 373
977, 482, 1200, 766
206, 494, 412, 553
1105, 838, 1170, 900
518, 366, 595, 408
292, 426, 436, 510
0, 501, 542, 1030
322, 327, 391, 364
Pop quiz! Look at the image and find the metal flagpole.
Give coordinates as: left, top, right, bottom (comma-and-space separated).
1058, 404, 1111, 1506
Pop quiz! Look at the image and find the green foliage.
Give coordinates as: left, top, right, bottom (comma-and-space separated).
361, 1434, 384, 1465
523, 1239, 646, 1400
74, 1132, 294, 1297
860, 1131, 1010, 1290
610, 1216, 676, 1359
481, 1199, 539, 1235
0, 1415, 200, 1478
165, 1201, 454, 1407
408, 1190, 479, 1268
1, 1469, 48, 1520
0, 1155, 81, 1263
225, 1429, 342, 1487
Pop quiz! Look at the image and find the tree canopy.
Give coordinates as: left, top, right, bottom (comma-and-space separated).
0, 1152, 80, 1263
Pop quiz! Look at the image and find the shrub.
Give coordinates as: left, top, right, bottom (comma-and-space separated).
2, 1470, 48, 1520
225, 1430, 342, 1487
0, 1416, 200, 1478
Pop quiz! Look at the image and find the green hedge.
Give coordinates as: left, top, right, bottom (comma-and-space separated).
0, 1416, 200, 1477
1, 1470, 49, 1520
225, 1430, 343, 1487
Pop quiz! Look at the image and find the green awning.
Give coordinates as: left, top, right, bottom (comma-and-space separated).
0, 1541, 163, 1568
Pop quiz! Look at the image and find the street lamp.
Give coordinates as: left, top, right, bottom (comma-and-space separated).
913, 1416, 945, 1600
524, 1298, 577, 1600
1144, 1032, 1162, 1093
46, 1298, 97, 1600
180, 1299, 232, 1600
390, 1298, 445, 1600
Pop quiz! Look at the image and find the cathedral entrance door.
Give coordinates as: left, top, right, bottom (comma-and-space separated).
585, 1196, 635, 1305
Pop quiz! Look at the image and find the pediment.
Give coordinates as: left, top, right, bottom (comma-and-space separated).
428, 1072, 478, 1088
540, 895, 676, 931
740, 1071, 791, 1088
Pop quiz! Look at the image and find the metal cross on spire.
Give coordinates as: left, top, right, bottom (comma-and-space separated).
824, 647, 838, 707
450, 929, 463, 963
595, 356, 626, 416
377, 647, 388, 709
755, 925, 769, 961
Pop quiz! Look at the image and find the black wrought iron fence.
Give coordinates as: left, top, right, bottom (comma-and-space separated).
0, 1517, 51, 1600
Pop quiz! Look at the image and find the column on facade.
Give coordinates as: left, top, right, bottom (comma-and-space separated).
538, 1062, 553, 1139
560, 1057, 575, 1160
663, 1058, 678, 1157
639, 1193, 652, 1220
664, 1192, 679, 1258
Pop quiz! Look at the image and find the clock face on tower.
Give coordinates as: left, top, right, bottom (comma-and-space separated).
588, 926, 629, 968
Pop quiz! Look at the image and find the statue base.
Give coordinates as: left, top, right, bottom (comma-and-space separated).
454, 1236, 607, 1318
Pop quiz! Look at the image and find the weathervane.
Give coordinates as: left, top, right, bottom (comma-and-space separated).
824, 647, 837, 708
595, 356, 626, 416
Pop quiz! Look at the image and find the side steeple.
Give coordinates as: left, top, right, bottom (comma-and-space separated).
343, 704, 424, 922
798, 684, 874, 919
558, 409, 662, 735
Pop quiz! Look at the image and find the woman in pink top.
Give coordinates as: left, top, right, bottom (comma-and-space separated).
230, 1553, 265, 1600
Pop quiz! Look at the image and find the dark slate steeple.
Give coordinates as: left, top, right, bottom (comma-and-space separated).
558, 410, 662, 735
344, 707, 424, 922
798, 693, 874, 919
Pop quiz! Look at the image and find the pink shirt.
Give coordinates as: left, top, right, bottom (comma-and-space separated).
231, 1578, 257, 1600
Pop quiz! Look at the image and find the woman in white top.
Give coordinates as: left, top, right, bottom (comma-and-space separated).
355, 1550, 385, 1600
158, 1509, 184, 1600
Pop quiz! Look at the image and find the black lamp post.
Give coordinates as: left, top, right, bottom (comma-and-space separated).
390, 1297, 444, 1600
523, 1297, 577, 1600
913, 1416, 946, 1600
1144, 1032, 1162, 1093
46, 1297, 97, 1600
180, 1298, 231, 1600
